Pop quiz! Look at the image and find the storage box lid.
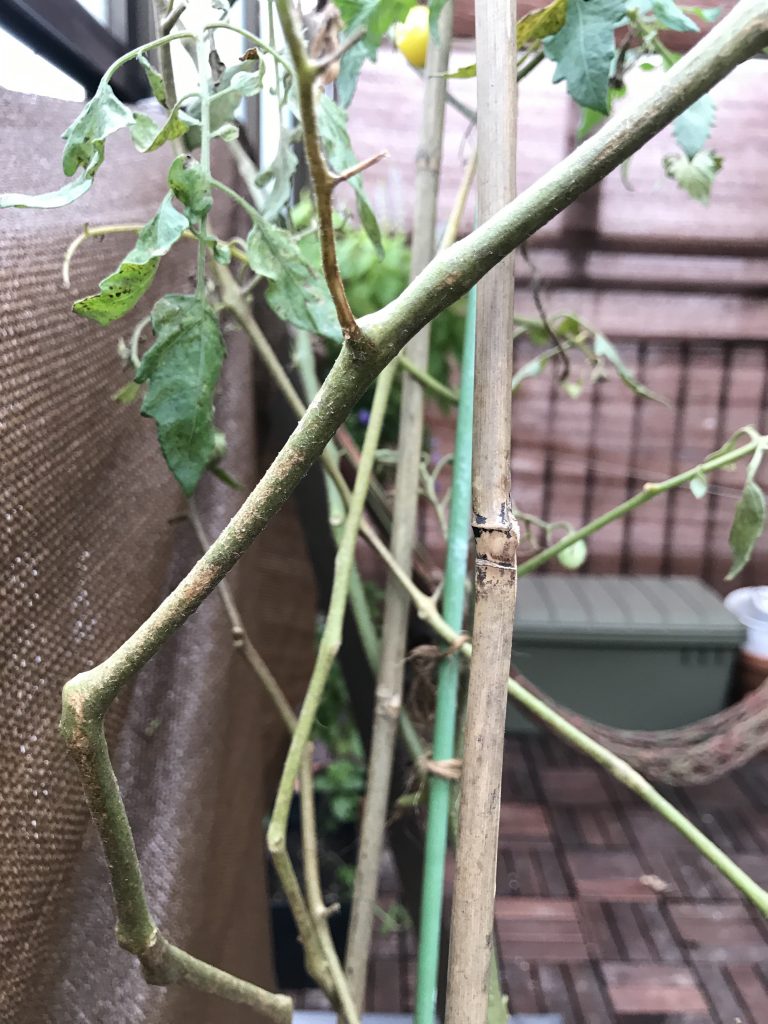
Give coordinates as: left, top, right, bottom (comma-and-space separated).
514, 575, 746, 649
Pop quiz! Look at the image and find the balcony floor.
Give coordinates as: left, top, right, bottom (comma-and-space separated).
289, 735, 768, 1022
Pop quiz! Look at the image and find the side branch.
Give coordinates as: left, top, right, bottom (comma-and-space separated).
58, 684, 292, 1023
274, 0, 361, 346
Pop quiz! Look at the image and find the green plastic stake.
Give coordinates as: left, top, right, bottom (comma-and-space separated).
414, 286, 477, 1024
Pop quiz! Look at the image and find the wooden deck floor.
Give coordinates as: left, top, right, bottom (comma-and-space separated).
289, 736, 768, 1022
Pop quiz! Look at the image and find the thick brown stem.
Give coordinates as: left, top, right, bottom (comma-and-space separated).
445, 1, 518, 1021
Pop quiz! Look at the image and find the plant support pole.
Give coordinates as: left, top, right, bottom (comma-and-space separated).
414, 286, 477, 1024
343, 2, 454, 1012
445, 1, 518, 1021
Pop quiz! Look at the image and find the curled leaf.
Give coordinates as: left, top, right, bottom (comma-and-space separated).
663, 150, 723, 203
168, 155, 213, 220
726, 480, 766, 580
1, 81, 133, 208
73, 193, 188, 324
136, 295, 225, 495
517, 0, 567, 46
62, 81, 134, 177
137, 52, 166, 104
131, 104, 196, 154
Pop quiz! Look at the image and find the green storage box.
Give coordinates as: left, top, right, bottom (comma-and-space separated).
507, 575, 746, 733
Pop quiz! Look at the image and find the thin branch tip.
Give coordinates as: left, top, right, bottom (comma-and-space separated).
332, 149, 389, 186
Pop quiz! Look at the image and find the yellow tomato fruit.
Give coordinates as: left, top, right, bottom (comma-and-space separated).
394, 5, 430, 69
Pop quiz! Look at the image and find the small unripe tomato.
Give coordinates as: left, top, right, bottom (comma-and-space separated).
394, 5, 430, 69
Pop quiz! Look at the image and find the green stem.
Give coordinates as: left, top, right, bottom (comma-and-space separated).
414, 287, 476, 1024
196, 36, 212, 301
519, 437, 761, 576
265, 357, 399, 955
399, 353, 459, 405
202, 21, 293, 73
104, 32, 194, 86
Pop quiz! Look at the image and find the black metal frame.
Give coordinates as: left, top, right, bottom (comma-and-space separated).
0, 0, 150, 100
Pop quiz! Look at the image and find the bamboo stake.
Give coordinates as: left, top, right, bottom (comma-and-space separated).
343, 4, 454, 1011
445, 2, 518, 1021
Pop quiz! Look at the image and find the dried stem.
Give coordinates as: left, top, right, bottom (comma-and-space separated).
265, 353, 398, 1023
273, 0, 360, 345
332, 149, 388, 186
445, 1, 518, 1019
343, 5, 455, 1012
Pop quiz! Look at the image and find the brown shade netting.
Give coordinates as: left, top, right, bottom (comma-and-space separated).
0, 89, 316, 1023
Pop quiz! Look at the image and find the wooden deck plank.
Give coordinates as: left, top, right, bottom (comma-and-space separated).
289, 738, 768, 1019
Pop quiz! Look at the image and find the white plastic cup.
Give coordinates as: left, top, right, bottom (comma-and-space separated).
724, 586, 768, 657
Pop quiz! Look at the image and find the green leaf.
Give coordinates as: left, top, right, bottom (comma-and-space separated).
184, 59, 262, 150
685, 5, 721, 22
576, 85, 626, 141
113, 380, 142, 405
137, 52, 166, 104
131, 104, 196, 154
443, 63, 477, 79
317, 94, 384, 259
543, 0, 625, 114
593, 332, 667, 403
337, 41, 369, 108
74, 261, 160, 326
136, 295, 225, 495
673, 93, 715, 158
557, 538, 588, 570
212, 122, 240, 142
127, 193, 189, 262
562, 379, 583, 399
246, 215, 342, 341
213, 240, 232, 265
255, 126, 300, 221
517, 0, 567, 45
168, 155, 213, 219
336, 0, 414, 49
62, 81, 134, 177
0, 175, 94, 209
726, 480, 766, 580
73, 193, 188, 325
2, 81, 133, 208
511, 356, 546, 393
651, 0, 699, 30
690, 473, 708, 499
663, 149, 723, 203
